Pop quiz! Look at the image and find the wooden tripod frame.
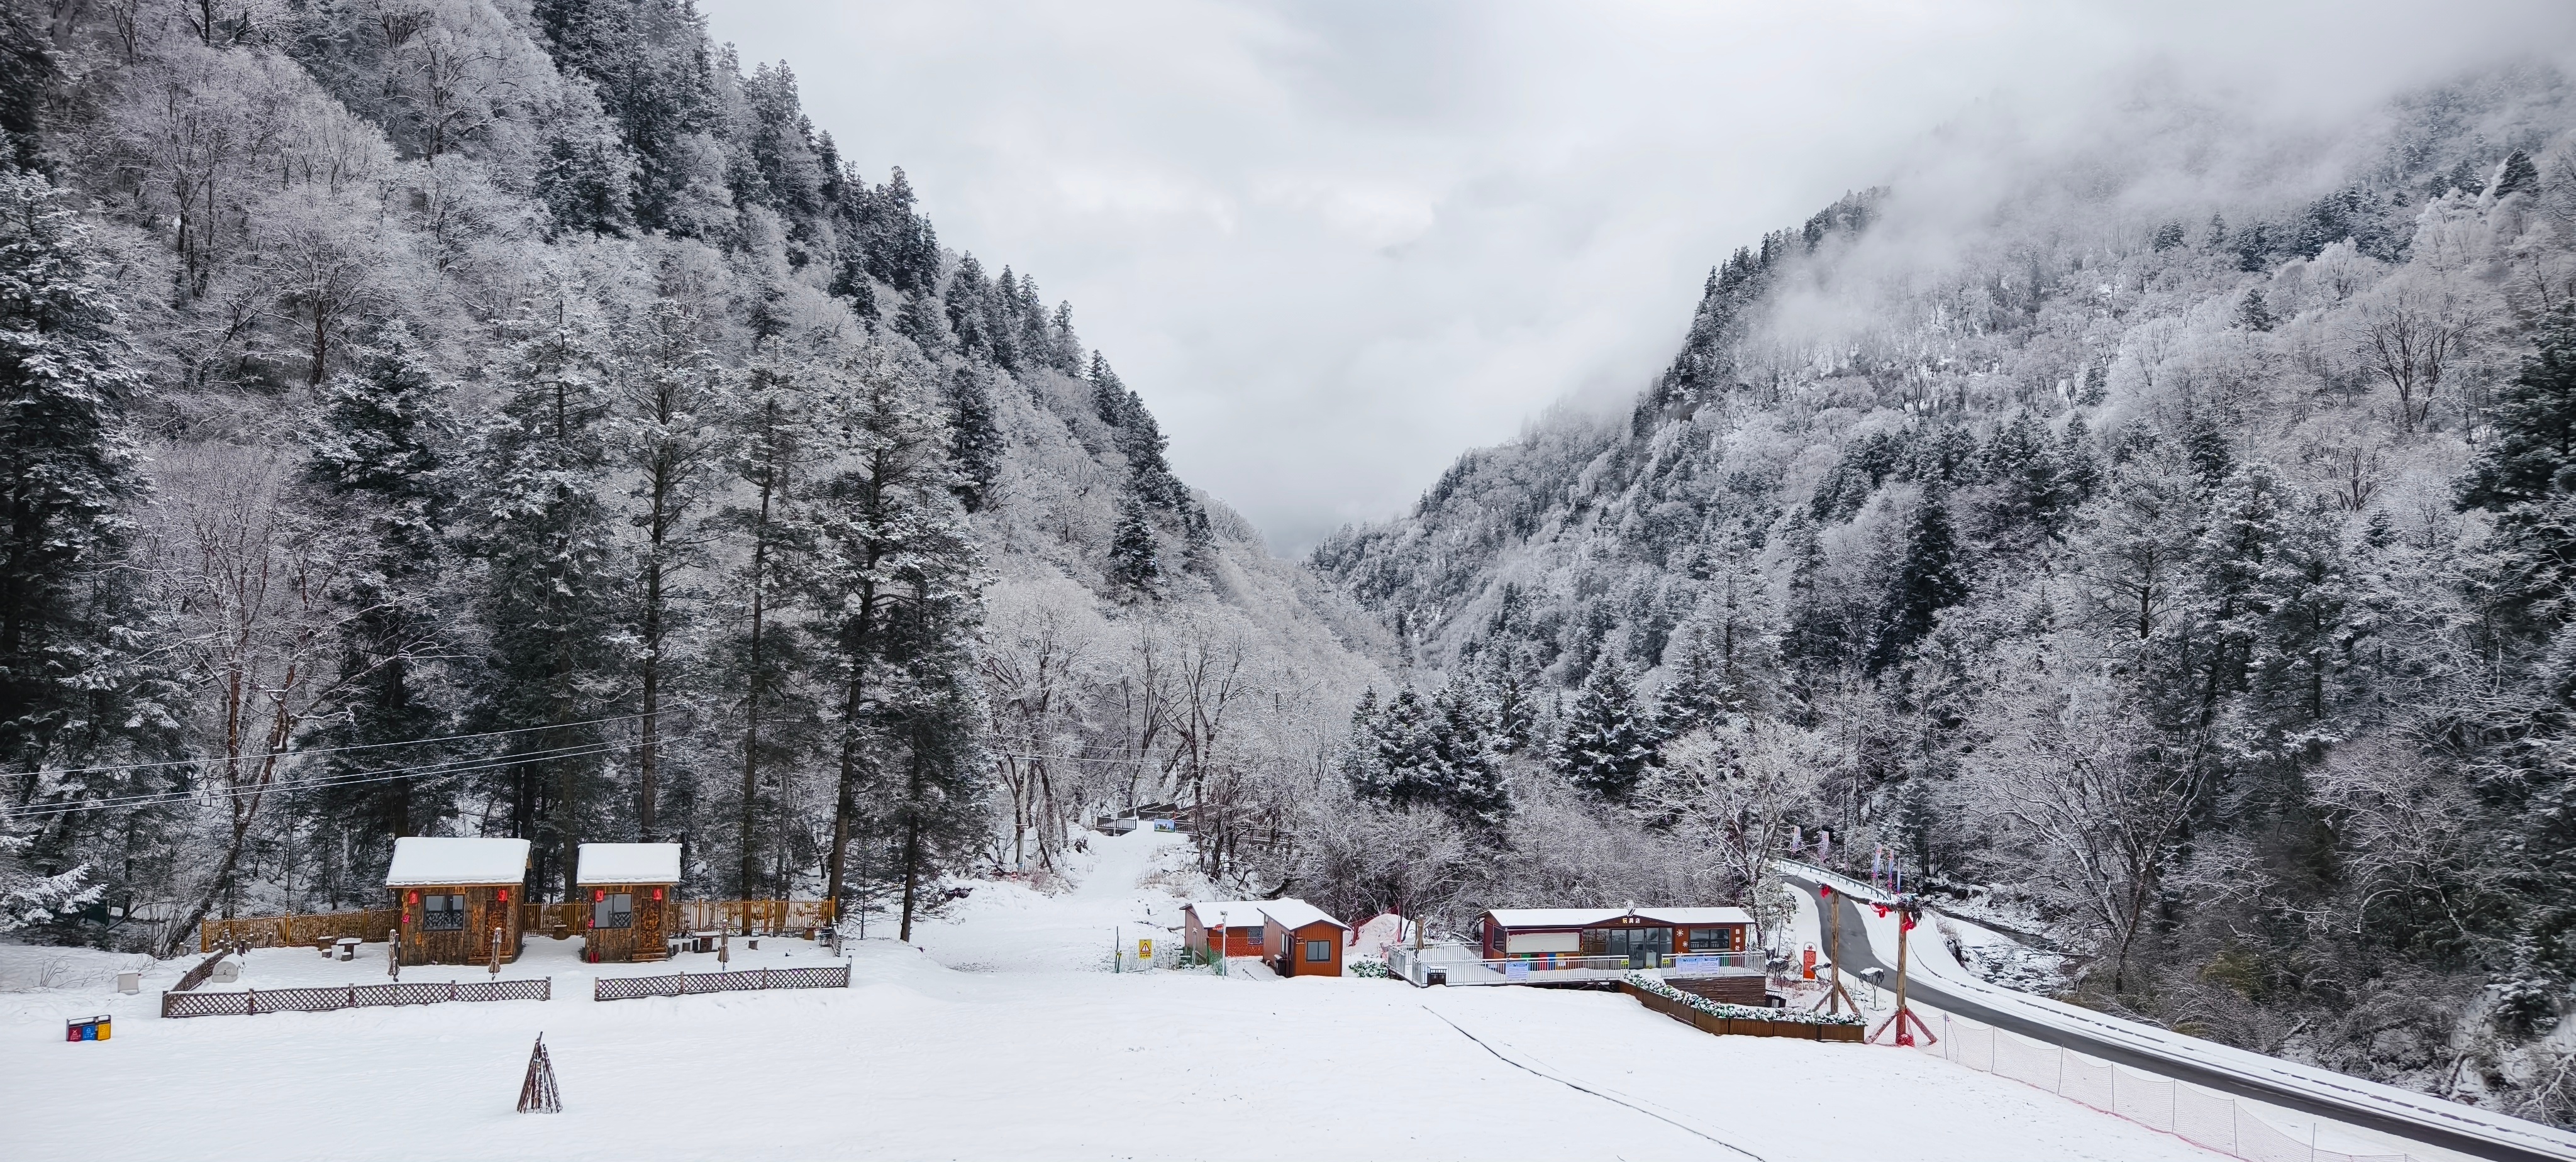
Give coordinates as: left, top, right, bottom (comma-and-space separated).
1808, 883, 1859, 1017
1866, 900, 1940, 1048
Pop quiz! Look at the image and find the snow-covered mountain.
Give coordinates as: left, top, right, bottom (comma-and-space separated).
1311, 67, 2576, 1122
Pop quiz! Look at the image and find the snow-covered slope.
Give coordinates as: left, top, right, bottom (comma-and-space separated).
0, 831, 2231, 1162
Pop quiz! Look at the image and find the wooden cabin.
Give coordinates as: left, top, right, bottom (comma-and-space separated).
386, 837, 530, 967
1477, 906, 1755, 970
1257, 899, 1348, 978
1183, 902, 1269, 960
575, 843, 680, 963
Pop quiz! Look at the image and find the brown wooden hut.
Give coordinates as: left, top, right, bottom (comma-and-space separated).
386, 837, 530, 966
575, 842, 680, 963
1258, 899, 1348, 978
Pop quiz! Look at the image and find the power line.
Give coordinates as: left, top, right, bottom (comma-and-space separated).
6, 734, 686, 819
7, 712, 658, 779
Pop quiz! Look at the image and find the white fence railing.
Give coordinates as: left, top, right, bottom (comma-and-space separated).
1384, 949, 1766, 987
1923, 1012, 2418, 1162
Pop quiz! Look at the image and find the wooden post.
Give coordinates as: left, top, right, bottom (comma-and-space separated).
387, 928, 399, 981
489, 926, 503, 976
1867, 897, 1938, 1047
1811, 885, 1857, 1016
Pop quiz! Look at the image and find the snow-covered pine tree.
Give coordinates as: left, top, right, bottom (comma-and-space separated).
1869, 490, 1967, 673
2462, 306, 2576, 630
609, 296, 728, 840
799, 341, 986, 940
943, 365, 1002, 513
297, 323, 457, 872
1108, 494, 1162, 594
1428, 680, 1510, 831
713, 355, 826, 897
0, 169, 154, 777
462, 293, 622, 898
1553, 662, 1656, 802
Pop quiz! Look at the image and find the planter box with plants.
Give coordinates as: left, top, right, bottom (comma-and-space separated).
1621, 973, 1865, 1042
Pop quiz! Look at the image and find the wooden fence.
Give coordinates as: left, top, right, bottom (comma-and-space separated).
674, 899, 835, 932
199, 909, 400, 953
593, 963, 848, 1002
160, 977, 551, 1018
196, 898, 838, 953
170, 951, 231, 992
1623, 982, 1866, 1042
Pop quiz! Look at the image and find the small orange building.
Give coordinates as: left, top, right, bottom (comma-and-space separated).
1257, 899, 1348, 978
386, 837, 530, 966
1183, 902, 1270, 960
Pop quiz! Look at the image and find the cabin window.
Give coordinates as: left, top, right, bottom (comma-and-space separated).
422, 894, 465, 931
1689, 928, 1731, 951
595, 894, 633, 929
1246, 928, 1262, 946
1304, 940, 1331, 963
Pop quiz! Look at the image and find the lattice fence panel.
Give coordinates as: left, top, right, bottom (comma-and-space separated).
160, 978, 546, 1018
594, 974, 681, 1001
770, 965, 849, 989
161, 990, 252, 1018
249, 987, 354, 1014
593, 964, 849, 1002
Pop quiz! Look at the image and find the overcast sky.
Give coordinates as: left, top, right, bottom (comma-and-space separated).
699, 1, 2570, 553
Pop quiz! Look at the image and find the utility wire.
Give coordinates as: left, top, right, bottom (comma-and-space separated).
8, 733, 693, 819
8, 712, 658, 778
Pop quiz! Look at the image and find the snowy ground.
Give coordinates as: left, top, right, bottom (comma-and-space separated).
0, 831, 2231, 1162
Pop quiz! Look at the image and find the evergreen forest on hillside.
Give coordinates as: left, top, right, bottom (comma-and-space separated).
1314, 72, 2576, 1122
3, 0, 2575, 1130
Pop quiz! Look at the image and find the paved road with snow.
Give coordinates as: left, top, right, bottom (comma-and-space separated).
1785, 868, 2576, 1162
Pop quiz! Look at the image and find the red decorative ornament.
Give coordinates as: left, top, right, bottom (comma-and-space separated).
653, 888, 663, 900
408, 891, 419, 905
497, 888, 509, 903
594, 889, 605, 903
1819, 883, 1833, 897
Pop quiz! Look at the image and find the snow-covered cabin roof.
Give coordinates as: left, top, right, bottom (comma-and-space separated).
1483, 906, 1753, 929
1185, 902, 1267, 931
1255, 898, 1347, 932
576, 843, 681, 885
384, 837, 530, 887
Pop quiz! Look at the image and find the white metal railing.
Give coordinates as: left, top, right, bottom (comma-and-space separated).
1663, 951, 1762, 975
1389, 947, 1765, 987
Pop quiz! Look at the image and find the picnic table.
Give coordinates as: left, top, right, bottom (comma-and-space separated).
335, 937, 363, 961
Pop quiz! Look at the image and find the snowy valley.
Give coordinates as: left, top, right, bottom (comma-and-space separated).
4, 1, 2576, 1158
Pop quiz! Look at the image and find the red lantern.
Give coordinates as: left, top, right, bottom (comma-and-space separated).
408, 891, 419, 905
653, 888, 663, 900
594, 889, 605, 902
497, 888, 508, 903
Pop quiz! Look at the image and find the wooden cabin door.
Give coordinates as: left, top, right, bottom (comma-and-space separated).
639, 895, 664, 946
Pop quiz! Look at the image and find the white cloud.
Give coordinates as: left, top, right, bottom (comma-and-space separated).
701, 0, 2574, 551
